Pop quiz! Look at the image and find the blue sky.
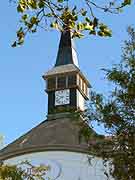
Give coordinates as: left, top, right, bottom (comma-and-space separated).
0, 1, 135, 146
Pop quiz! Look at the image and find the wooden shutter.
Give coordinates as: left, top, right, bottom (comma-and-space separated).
57, 76, 66, 89
47, 77, 56, 90
68, 74, 76, 87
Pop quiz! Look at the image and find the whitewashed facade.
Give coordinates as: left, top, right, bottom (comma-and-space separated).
5, 151, 110, 180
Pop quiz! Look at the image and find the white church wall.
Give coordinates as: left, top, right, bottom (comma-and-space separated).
5, 151, 113, 180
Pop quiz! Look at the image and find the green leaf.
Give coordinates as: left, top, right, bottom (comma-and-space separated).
84, 23, 93, 31
89, 30, 96, 35
57, 0, 63, 2
81, 9, 87, 16
11, 41, 17, 48
73, 15, 78, 21
72, 31, 84, 38
122, 0, 132, 6
28, 0, 37, 9
18, 37, 24, 45
77, 22, 84, 30
50, 22, 58, 29
99, 24, 108, 31
103, 29, 112, 37
93, 17, 98, 27
17, 27, 23, 35
98, 31, 104, 37
85, 17, 91, 23
16, 28, 25, 43
38, 0, 45, 8
31, 28, 37, 33
22, 14, 28, 21
72, 5, 77, 15
46, 13, 53, 17
17, 4, 26, 13
30, 16, 38, 24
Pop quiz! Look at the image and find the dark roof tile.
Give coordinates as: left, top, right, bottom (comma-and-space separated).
0, 116, 90, 160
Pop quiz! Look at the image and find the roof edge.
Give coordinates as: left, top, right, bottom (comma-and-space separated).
0, 145, 91, 161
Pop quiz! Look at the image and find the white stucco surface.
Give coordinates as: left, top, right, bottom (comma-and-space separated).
5, 151, 112, 180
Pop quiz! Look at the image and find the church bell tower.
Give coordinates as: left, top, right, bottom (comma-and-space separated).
0, 26, 110, 180
43, 29, 90, 114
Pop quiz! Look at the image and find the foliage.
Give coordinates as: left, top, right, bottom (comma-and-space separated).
86, 26, 135, 180
10, 0, 134, 47
0, 160, 49, 180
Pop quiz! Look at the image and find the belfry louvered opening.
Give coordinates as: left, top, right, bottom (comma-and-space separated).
57, 76, 66, 89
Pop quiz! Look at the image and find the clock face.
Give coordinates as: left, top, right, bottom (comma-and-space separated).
55, 89, 70, 106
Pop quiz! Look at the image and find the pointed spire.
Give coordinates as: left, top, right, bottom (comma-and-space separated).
55, 29, 79, 67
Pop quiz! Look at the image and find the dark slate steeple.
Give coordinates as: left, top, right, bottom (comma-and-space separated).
0, 23, 92, 162
55, 30, 79, 67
